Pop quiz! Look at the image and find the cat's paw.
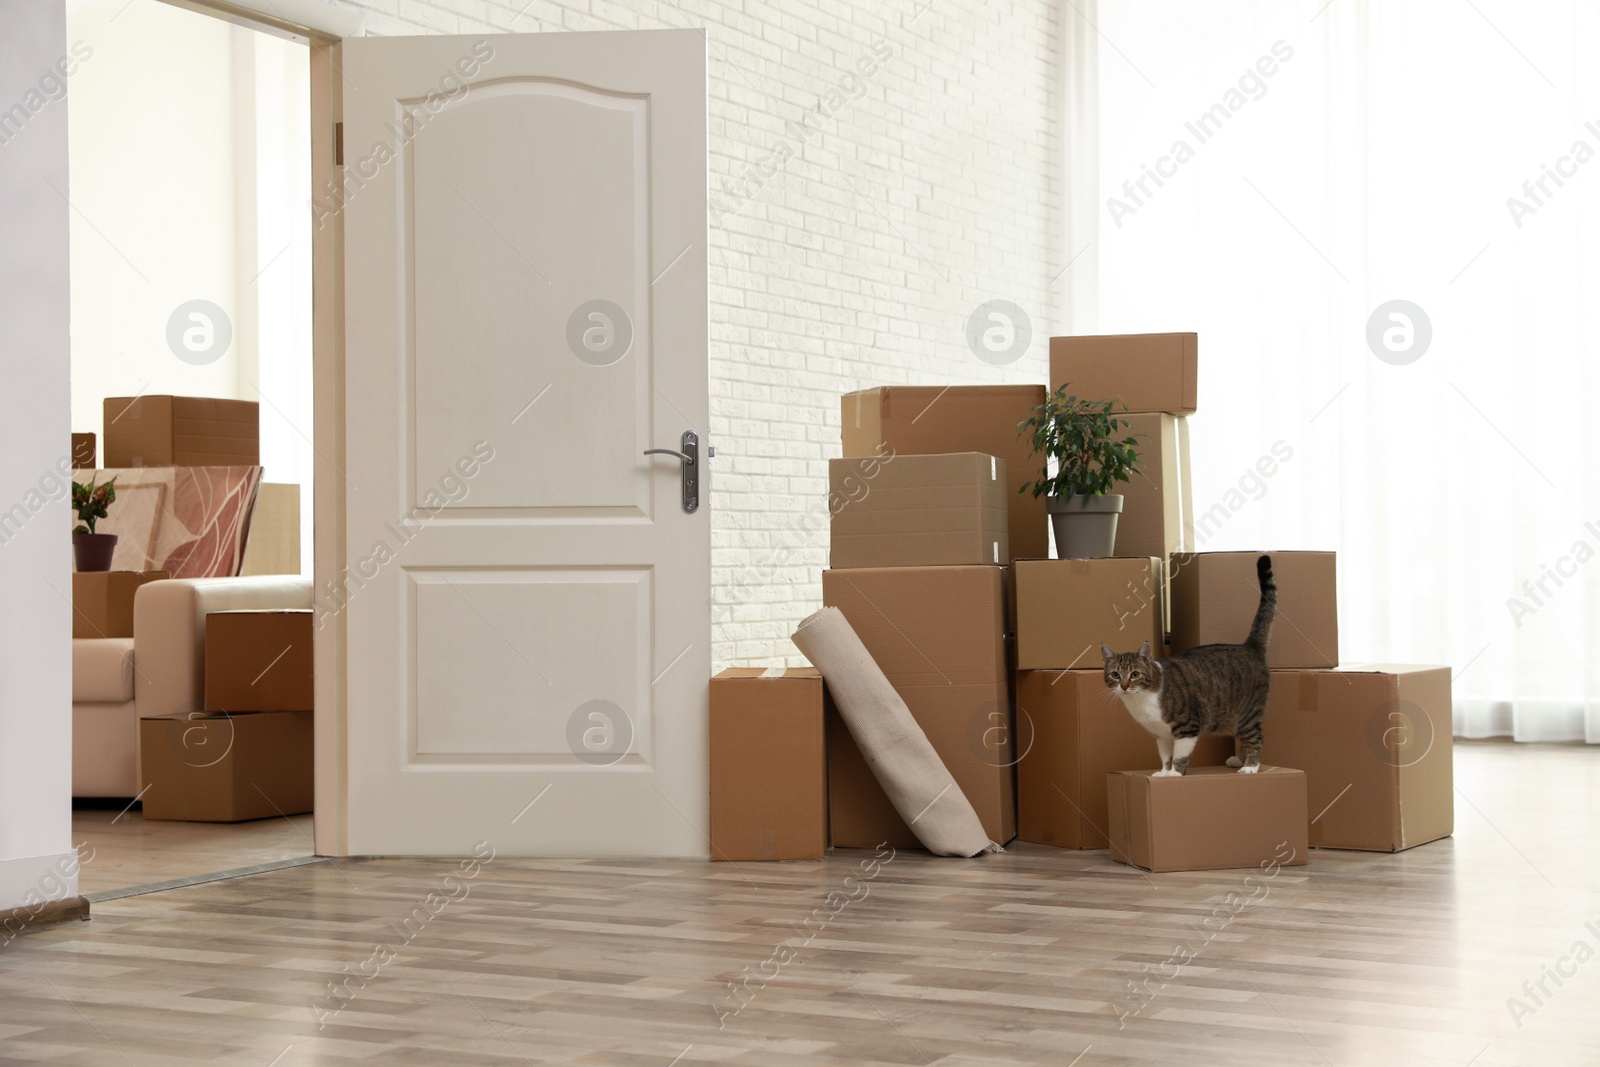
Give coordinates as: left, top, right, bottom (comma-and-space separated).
1225, 756, 1243, 768
1237, 764, 1260, 774
1152, 768, 1181, 777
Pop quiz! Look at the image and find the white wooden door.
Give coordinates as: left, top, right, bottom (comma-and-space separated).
338, 30, 708, 856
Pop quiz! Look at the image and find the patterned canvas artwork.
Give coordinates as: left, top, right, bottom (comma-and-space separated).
75, 466, 264, 578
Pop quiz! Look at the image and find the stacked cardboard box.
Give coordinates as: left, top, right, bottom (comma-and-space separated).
103, 396, 259, 468
141, 609, 315, 822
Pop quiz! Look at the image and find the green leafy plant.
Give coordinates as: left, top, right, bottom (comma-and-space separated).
72, 475, 117, 534
1017, 385, 1142, 498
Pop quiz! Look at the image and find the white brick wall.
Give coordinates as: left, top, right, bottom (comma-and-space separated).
337, 0, 1063, 666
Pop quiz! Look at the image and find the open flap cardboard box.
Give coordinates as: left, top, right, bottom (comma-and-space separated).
72, 571, 168, 638
711, 668, 827, 861
205, 610, 314, 712
1107, 766, 1309, 873
841, 386, 1047, 562
139, 710, 313, 822
830, 452, 1009, 569
1016, 669, 1230, 848
1263, 666, 1453, 852
822, 565, 1014, 848
1170, 551, 1338, 668
1015, 558, 1163, 670
1049, 333, 1198, 415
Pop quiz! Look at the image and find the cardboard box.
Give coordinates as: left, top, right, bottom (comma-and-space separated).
204, 610, 314, 711
1015, 669, 1231, 849
1050, 333, 1198, 415
1118, 414, 1192, 561
841, 386, 1047, 562
1170, 551, 1338, 669
241, 483, 302, 576
822, 566, 1014, 848
104, 395, 259, 468
71, 571, 168, 638
711, 668, 827, 861
1014, 557, 1163, 670
830, 452, 1009, 568
1263, 666, 1452, 852
1106, 766, 1309, 872
139, 711, 313, 822
71, 432, 96, 469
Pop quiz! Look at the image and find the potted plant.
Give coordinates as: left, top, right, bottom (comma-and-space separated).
1018, 385, 1142, 558
72, 475, 119, 571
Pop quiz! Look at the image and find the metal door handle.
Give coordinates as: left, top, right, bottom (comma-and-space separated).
642, 430, 699, 512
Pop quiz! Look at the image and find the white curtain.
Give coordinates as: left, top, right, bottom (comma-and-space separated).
1069, 0, 1600, 743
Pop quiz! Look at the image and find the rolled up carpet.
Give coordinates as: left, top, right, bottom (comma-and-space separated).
792, 606, 1002, 858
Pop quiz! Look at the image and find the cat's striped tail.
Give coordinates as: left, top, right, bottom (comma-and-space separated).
1245, 554, 1276, 652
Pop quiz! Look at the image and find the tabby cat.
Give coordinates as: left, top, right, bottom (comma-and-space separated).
1100, 554, 1276, 776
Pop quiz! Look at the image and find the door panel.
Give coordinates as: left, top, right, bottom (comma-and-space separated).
338, 30, 708, 856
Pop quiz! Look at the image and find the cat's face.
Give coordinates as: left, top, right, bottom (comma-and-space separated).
1100, 642, 1158, 692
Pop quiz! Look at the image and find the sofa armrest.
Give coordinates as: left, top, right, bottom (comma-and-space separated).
134, 576, 314, 718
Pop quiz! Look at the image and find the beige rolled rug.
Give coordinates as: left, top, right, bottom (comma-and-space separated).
792, 607, 1002, 858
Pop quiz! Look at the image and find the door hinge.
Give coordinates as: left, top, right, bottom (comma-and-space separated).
335, 122, 343, 165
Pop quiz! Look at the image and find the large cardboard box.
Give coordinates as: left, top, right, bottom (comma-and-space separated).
1106, 766, 1309, 872
822, 566, 1014, 848
1015, 670, 1230, 848
1170, 551, 1338, 669
1118, 414, 1192, 561
1263, 666, 1452, 852
711, 668, 827, 861
71, 432, 96, 468
204, 610, 314, 711
139, 710, 313, 822
1050, 333, 1198, 415
71, 571, 168, 638
1015, 557, 1163, 670
830, 452, 1009, 568
104, 395, 259, 468
841, 386, 1047, 562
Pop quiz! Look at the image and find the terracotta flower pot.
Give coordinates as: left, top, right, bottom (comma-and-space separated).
73, 532, 118, 572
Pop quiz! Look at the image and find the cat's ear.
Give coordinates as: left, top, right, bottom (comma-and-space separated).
1099, 644, 1115, 661
1136, 642, 1152, 659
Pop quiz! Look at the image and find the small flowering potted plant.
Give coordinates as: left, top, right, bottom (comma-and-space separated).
72, 475, 119, 571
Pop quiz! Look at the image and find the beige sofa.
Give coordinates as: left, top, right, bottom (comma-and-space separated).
70, 576, 314, 797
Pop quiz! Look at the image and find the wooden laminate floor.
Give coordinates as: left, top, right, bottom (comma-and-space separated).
3, 741, 1596, 1065
72, 807, 315, 897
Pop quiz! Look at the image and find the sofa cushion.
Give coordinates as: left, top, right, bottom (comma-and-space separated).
73, 638, 136, 703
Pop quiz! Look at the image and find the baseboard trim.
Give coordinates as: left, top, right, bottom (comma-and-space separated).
1, 895, 91, 942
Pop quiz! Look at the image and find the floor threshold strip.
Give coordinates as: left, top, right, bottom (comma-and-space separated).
84, 855, 327, 903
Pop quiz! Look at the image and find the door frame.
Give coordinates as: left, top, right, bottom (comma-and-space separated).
153, 0, 350, 853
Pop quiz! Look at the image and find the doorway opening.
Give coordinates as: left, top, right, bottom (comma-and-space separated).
66, 0, 317, 898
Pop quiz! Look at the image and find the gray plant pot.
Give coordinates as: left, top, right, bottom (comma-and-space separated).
1048, 493, 1123, 559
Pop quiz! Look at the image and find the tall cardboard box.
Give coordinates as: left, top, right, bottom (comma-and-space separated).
822, 566, 1014, 848
72, 571, 168, 638
1170, 551, 1338, 669
1050, 333, 1198, 415
711, 668, 827, 861
241, 483, 301, 576
1014, 557, 1163, 670
1118, 414, 1192, 561
204, 610, 314, 711
71, 433, 96, 468
1106, 767, 1309, 872
1015, 670, 1230, 848
139, 710, 314, 822
104, 395, 259, 468
1263, 666, 1452, 852
841, 386, 1047, 562
830, 452, 1009, 568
